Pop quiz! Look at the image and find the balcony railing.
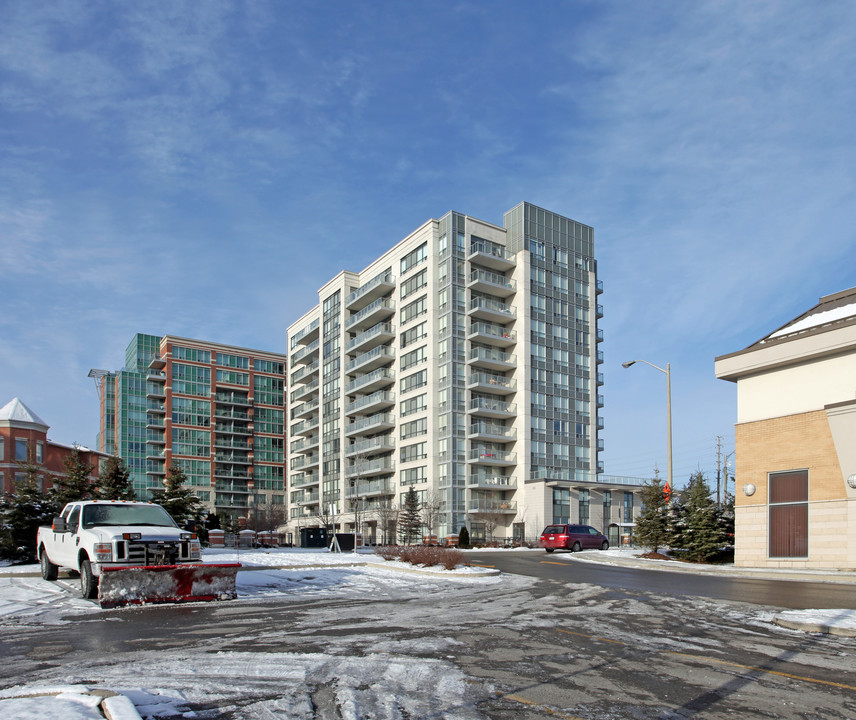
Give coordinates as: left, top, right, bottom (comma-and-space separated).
345, 458, 395, 478
468, 475, 517, 490
469, 448, 517, 464
345, 390, 395, 415
346, 322, 395, 353
346, 345, 395, 373
346, 435, 395, 456
468, 499, 517, 514
346, 297, 396, 331
345, 412, 396, 436
345, 271, 396, 310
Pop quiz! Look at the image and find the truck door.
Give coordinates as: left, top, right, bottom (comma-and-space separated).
56, 505, 81, 568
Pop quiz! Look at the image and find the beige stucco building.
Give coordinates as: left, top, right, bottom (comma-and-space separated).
715, 286, 856, 569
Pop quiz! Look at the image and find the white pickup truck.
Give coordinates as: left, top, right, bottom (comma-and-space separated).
37, 500, 239, 607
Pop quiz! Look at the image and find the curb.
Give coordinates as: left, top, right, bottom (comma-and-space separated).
772, 617, 856, 637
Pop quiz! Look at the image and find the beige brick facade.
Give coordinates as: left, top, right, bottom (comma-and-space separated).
732, 397, 853, 568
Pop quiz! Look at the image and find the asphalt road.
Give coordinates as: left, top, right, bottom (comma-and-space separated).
3, 559, 856, 719
466, 550, 856, 610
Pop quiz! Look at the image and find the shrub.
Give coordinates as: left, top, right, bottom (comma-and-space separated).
378, 545, 465, 570
458, 526, 470, 549
375, 546, 401, 561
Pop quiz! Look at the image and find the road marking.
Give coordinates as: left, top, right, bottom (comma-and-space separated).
541, 561, 571, 566
503, 693, 586, 719
553, 628, 856, 692
664, 650, 856, 692
469, 563, 495, 568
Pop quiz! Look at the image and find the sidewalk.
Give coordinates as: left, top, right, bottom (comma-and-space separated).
571, 547, 856, 585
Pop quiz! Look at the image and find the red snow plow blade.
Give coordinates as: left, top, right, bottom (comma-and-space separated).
98, 563, 241, 608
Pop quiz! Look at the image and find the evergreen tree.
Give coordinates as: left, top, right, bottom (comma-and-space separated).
673, 471, 725, 562
458, 525, 470, 549
150, 462, 203, 526
633, 475, 672, 553
398, 486, 422, 545
0, 460, 56, 562
51, 445, 94, 507
96, 456, 135, 500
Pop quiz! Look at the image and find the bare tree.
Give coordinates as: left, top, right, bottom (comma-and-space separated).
313, 498, 339, 536
374, 497, 400, 545
471, 508, 506, 545
246, 498, 287, 537
347, 452, 371, 533
420, 490, 442, 543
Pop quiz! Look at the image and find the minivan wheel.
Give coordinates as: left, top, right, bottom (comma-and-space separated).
572, 542, 582, 552
545, 548, 554, 553
601, 540, 609, 551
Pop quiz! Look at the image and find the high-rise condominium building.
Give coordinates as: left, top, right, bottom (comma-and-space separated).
93, 334, 288, 521
286, 202, 643, 545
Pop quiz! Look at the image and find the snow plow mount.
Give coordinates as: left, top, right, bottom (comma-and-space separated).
98, 563, 241, 608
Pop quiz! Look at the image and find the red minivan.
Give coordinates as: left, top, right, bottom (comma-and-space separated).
539, 524, 609, 553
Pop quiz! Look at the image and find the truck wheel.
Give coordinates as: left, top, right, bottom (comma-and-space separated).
80, 557, 98, 600
40, 547, 58, 581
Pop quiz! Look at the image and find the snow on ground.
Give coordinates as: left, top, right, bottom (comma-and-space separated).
2, 546, 856, 719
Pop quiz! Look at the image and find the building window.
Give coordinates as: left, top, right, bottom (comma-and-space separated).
623, 492, 634, 523
15, 438, 28, 462
401, 370, 427, 394
579, 489, 590, 525
0, 436, 4, 461
769, 470, 808, 558
552, 488, 570, 524
401, 242, 428, 275
36, 442, 44, 464
602, 490, 612, 525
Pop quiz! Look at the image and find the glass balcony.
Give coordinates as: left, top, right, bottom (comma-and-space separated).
345, 390, 395, 416
346, 297, 396, 332
467, 475, 517, 490
345, 458, 395, 478
345, 412, 396, 437
467, 499, 517, 514
469, 396, 516, 417
291, 318, 319, 346
291, 379, 319, 402
345, 368, 395, 395
291, 416, 320, 436
290, 454, 319, 471
345, 435, 395, 457
346, 345, 395, 373
291, 339, 319, 366
290, 398, 319, 420
468, 322, 516, 347
290, 435, 319, 454
345, 271, 396, 310
468, 372, 516, 395
468, 422, 516, 441
468, 346, 516, 371
468, 240, 516, 271
291, 361, 320, 385
346, 322, 395, 354
468, 448, 517, 465
290, 472, 319, 488
468, 297, 516, 323
467, 269, 516, 298
345, 478, 395, 498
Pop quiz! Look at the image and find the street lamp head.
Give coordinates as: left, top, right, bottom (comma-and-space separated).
621, 360, 636, 368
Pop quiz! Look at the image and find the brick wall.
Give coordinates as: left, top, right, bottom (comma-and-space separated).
734, 409, 852, 568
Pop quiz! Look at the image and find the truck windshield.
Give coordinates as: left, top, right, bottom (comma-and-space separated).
81, 504, 179, 529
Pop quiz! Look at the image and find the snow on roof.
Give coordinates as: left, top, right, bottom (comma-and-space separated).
768, 300, 856, 340
0, 397, 49, 428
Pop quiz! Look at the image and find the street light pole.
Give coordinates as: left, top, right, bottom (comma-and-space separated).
622, 359, 673, 496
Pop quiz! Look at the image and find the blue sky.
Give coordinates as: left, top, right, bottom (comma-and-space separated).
1, 1, 854, 489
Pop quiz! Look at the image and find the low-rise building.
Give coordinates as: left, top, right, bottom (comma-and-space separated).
715, 286, 856, 569
0, 397, 106, 494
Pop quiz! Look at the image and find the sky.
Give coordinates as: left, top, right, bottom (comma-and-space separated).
1, 1, 854, 488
